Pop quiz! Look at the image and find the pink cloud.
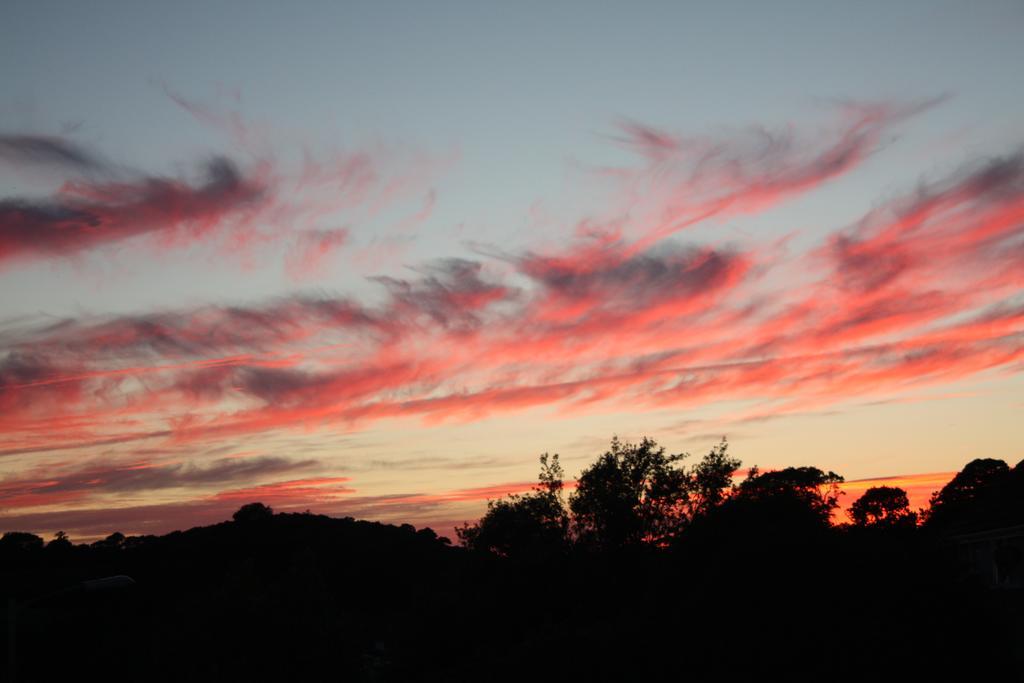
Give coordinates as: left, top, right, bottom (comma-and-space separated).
1, 104, 1021, 501
0, 157, 267, 265
608, 99, 942, 255
0, 94, 449, 274
285, 228, 350, 280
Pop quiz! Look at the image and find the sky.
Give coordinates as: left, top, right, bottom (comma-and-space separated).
1, 0, 1022, 541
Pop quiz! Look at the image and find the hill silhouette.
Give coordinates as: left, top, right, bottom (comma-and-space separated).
2, 436, 1022, 681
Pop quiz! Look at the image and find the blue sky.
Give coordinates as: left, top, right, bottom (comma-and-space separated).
1, 1, 1022, 539
3, 0, 1023, 314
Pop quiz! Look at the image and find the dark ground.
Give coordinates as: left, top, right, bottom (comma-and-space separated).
2, 510, 1021, 682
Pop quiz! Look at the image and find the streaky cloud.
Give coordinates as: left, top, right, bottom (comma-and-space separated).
0, 156, 265, 264
1, 103, 1022, 512
0, 133, 106, 172
0, 455, 320, 508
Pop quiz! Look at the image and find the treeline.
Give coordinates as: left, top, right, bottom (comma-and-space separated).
1, 437, 1022, 682
456, 437, 1024, 557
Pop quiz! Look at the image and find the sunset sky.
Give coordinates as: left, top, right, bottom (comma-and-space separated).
1, 1, 1022, 541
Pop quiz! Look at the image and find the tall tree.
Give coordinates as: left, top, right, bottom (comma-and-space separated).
568, 436, 690, 548
688, 437, 742, 518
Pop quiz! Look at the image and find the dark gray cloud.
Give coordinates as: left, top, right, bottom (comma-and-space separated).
829, 233, 911, 293
0, 156, 264, 263
0, 352, 53, 389
519, 243, 745, 312
0, 134, 105, 172
0, 431, 174, 458
0, 351, 83, 415
12, 294, 379, 364
238, 367, 336, 403
371, 258, 512, 329
0, 455, 318, 500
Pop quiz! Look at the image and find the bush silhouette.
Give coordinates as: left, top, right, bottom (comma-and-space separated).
233, 502, 274, 523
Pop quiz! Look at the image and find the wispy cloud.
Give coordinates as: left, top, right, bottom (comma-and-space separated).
1, 99, 1021, 534
0, 134, 106, 173
0, 156, 265, 264
285, 228, 350, 280
0, 455, 319, 509
605, 98, 943, 254
0, 93, 448, 273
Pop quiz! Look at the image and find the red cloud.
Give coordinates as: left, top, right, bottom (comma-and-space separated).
0, 455, 319, 510
611, 99, 942, 255
0, 157, 266, 265
212, 477, 355, 503
0, 104, 1020, 493
1, 103, 448, 274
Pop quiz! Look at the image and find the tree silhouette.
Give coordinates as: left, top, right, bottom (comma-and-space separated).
1, 439, 1020, 680
92, 531, 126, 549
0, 531, 43, 553
924, 458, 1009, 529
46, 530, 73, 553
458, 439, 742, 553
568, 436, 690, 548
734, 465, 844, 524
456, 453, 569, 557
849, 486, 917, 528
688, 437, 741, 518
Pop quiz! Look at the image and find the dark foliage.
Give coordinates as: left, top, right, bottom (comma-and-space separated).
569, 436, 689, 548
456, 453, 568, 557
232, 501, 275, 523
2, 437, 1022, 682
925, 457, 1024, 532
850, 485, 917, 528
735, 464, 844, 522
567, 436, 740, 549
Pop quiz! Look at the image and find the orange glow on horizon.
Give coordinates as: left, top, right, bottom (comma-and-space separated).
836, 471, 957, 522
